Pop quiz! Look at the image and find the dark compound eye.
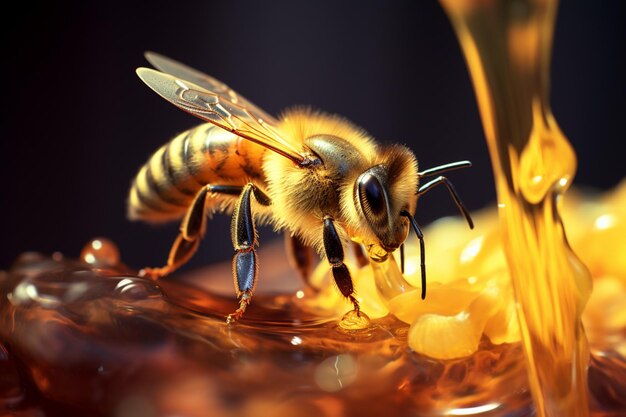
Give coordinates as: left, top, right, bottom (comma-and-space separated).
359, 173, 386, 216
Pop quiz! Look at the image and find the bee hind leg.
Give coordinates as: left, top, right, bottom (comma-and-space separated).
227, 183, 271, 323
140, 235, 200, 279
140, 185, 243, 279
284, 233, 318, 290
323, 216, 360, 315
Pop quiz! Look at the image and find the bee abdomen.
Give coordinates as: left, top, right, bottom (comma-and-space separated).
128, 124, 267, 223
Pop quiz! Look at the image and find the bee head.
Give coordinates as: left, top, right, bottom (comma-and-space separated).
353, 145, 418, 257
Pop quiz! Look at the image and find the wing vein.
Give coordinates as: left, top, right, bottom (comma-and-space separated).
136, 58, 310, 165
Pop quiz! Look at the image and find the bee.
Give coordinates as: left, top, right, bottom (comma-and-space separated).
129, 52, 474, 323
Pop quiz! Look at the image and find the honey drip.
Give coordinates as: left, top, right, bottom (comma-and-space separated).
439, 0, 592, 416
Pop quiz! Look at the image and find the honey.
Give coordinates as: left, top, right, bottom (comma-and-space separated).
1, 180, 625, 416
439, 0, 596, 415
0, 249, 532, 417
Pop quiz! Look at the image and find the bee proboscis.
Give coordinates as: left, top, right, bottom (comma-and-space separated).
129, 52, 474, 322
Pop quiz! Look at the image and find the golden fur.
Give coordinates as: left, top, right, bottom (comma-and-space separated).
264, 108, 418, 256
131, 108, 419, 260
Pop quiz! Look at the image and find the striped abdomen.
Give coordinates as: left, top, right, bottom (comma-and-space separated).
128, 123, 267, 222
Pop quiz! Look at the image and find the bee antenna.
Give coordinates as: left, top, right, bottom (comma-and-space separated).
400, 210, 426, 299
418, 160, 472, 177
416, 163, 474, 230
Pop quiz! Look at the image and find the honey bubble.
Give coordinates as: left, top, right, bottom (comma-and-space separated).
80, 237, 120, 267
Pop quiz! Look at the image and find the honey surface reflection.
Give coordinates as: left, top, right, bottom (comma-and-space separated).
0, 249, 530, 417
2, 178, 626, 417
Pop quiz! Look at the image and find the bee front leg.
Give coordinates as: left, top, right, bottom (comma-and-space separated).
227, 183, 271, 323
140, 185, 243, 279
323, 216, 360, 315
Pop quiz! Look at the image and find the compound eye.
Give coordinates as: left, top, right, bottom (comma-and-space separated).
358, 173, 387, 216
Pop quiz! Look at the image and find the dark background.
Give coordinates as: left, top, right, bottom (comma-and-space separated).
2, 1, 625, 271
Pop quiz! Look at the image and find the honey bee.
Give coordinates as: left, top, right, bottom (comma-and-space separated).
129, 52, 474, 323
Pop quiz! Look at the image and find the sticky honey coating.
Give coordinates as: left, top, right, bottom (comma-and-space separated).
298, 180, 626, 362
128, 123, 267, 222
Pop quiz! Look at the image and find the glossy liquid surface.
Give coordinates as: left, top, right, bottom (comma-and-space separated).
0, 248, 530, 417
439, 0, 595, 415
2, 187, 626, 417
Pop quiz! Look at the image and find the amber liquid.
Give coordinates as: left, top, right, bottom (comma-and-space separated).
1, 222, 625, 417
0, 251, 531, 417
438, 0, 609, 416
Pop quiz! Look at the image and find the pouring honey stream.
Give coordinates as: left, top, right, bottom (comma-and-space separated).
439, 0, 591, 415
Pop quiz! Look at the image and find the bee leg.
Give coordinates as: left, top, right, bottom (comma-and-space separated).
284, 233, 317, 290
227, 183, 271, 323
323, 216, 360, 315
140, 235, 201, 279
141, 185, 244, 279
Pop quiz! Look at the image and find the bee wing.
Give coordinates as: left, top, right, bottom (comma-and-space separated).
136, 67, 306, 164
144, 52, 277, 125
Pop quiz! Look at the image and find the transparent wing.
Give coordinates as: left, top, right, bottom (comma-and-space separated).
145, 52, 278, 125
136, 67, 306, 164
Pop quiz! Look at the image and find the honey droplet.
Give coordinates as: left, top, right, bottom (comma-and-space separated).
80, 237, 120, 267
338, 310, 371, 331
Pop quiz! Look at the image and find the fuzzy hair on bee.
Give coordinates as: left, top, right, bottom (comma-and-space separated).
130, 52, 474, 323
264, 109, 418, 255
